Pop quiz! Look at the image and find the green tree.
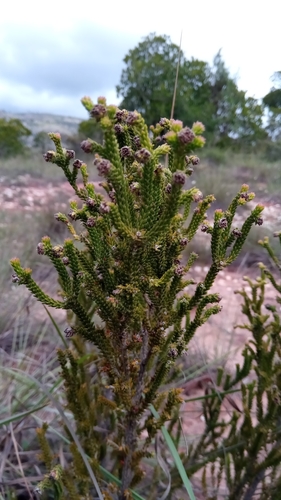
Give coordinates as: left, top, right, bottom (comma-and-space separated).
263, 71, 281, 140
78, 117, 103, 143
263, 71, 281, 109
205, 50, 266, 148
0, 118, 31, 158
116, 33, 212, 131
33, 131, 52, 153
116, 35, 266, 149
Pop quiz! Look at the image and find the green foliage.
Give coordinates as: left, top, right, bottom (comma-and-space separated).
116, 34, 266, 149
33, 130, 52, 153
78, 117, 103, 143
263, 88, 281, 109
263, 71, 281, 141
0, 117, 31, 158
11, 97, 264, 499
263, 71, 281, 110
167, 235, 281, 499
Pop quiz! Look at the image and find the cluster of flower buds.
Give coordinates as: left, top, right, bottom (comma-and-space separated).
64, 326, 75, 338
99, 202, 110, 214
90, 103, 107, 121
115, 109, 128, 122
185, 155, 200, 166
120, 146, 134, 159
108, 190, 116, 202
133, 136, 141, 148
93, 156, 112, 176
43, 151, 56, 162
73, 159, 84, 169
130, 182, 140, 194
68, 211, 77, 220
135, 148, 151, 163
174, 265, 185, 277
52, 245, 64, 258
85, 197, 96, 209
115, 109, 139, 125
232, 228, 242, 238
65, 149, 75, 160
126, 111, 139, 125
168, 347, 178, 359
11, 273, 20, 283
192, 121, 205, 135
165, 183, 172, 194
172, 171, 186, 185
80, 139, 94, 153
218, 217, 228, 229
177, 127, 196, 145
37, 242, 45, 255
114, 123, 123, 134
86, 216, 96, 227
201, 221, 212, 233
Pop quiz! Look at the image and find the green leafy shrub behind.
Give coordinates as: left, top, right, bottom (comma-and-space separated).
0, 117, 31, 158
165, 234, 281, 499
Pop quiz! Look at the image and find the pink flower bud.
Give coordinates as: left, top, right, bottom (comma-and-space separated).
90, 104, 106, 120
66, 149, 75, 160
172, 171, 186, 185
81, 139, 93, 153
177, 127, 195, 145
73, 159, 83, 168
43, 151, 55, 162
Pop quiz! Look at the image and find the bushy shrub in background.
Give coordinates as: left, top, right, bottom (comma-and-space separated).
0, 117, 31, 158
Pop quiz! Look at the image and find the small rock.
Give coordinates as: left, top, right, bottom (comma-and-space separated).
3, 188, 13, 201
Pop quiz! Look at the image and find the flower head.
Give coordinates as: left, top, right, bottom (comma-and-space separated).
172, 171, 186, 185
90, 104, 107, 121
177, 127, 195, 145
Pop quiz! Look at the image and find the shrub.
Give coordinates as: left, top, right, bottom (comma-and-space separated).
163, 233, 281, 499
0, 117, 31, 158
33, 130, 53, 153
10, 97, 264, 499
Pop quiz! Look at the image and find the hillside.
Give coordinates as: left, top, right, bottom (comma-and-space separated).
0, 110, 82, 140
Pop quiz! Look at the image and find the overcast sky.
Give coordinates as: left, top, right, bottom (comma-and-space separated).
0, 0, 280, 118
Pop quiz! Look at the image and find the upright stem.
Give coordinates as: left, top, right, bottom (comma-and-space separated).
119, 328, 150, 498
119, 414, 138, 499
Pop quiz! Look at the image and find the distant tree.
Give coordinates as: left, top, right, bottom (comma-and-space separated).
62, 118, 104, 153
263, 71, 281, 140
263, 71, 281, 109
208, 51, 266, 148
0, 118, 31, 158
33, 131, 52, 153
116, 35, 266, 149
116, 33, 212, 129
78, 118, 103, 143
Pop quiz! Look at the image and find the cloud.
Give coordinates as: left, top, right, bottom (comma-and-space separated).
1, 0, 280, 117
0, 23, 137, 116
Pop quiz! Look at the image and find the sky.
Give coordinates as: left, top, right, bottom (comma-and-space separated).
0, 0, 280, 119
